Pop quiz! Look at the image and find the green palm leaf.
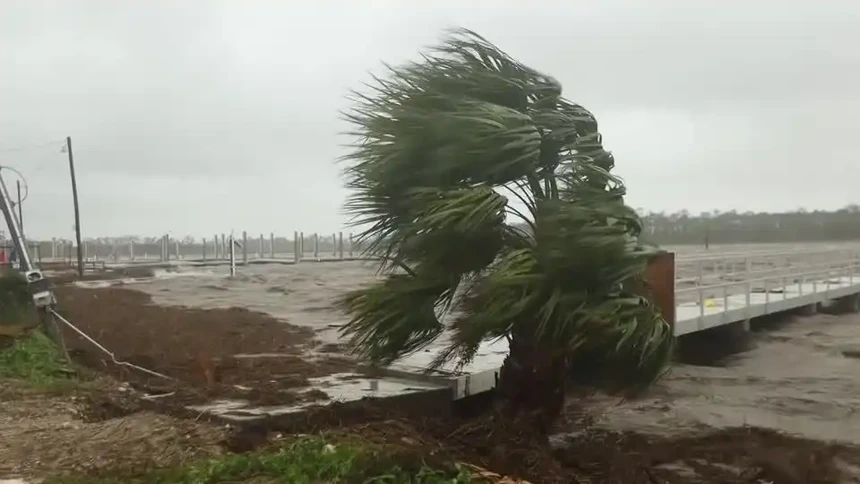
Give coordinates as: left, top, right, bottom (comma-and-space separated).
338, 28, 674, 410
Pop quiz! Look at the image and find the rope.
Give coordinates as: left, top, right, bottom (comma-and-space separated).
47, 308, 175, 381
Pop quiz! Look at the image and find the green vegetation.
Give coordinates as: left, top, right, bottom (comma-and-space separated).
641, 207, 860, 245
0, 268, 32, 324
337, 28, 673, 433
47, 436, 476, 484
0, 329, 69, 385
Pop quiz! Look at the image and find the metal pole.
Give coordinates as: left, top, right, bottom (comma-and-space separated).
229, 233, 236, 278
313, 233, 319, 259
16, 180, 23, 235
66, 137, 84, 277
242, 231, 248, 265
0, 170, 31, 270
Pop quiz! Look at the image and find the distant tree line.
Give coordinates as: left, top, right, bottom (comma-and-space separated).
11, 205, 860, 259
639, 205, 860, 245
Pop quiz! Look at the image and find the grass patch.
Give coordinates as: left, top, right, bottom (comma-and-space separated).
46, 436, 476, 483
0, 330, 69, 385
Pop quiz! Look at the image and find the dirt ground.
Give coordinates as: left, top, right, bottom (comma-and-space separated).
0, 378, 225, 480
3, 272, 856, 483
53, 284, 356, 407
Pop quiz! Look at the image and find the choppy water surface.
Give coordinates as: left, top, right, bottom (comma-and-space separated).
86, 244, 860, 444
580, 312, 860, 444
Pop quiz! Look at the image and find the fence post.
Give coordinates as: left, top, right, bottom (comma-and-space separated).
300, 232, 305, 259
202, 237, 207, 261
313, 233, 319, 259
129, 241, 135, 261
242, 231, 248, 265
349, 233, 354, 257
175, 240, 180, 260
339, 232, 344, 259
259, 234, 264, 259
219, 234, 225, 260
332, 233, 337, 257
270, 233, 275, 259
293, 231, 299, 263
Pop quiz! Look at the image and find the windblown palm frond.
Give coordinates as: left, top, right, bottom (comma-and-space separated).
338, 28, 673, 396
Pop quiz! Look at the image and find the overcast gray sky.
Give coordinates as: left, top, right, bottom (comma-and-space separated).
2, 0, 859, 240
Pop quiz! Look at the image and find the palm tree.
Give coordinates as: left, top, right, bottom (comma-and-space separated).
338, 29, 674, 433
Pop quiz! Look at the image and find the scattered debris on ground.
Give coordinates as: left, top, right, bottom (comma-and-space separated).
0, 378, 225, 481
3, 278, 860, 483
53, 285, 359, 407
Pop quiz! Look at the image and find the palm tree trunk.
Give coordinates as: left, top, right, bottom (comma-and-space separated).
496, 334, 567, 435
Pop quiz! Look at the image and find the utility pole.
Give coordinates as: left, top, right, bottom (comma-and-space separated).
66, 136, 84, 277
16, 180, 23, 234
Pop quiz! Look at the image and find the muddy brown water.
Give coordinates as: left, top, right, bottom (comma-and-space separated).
68, 253, 860, 445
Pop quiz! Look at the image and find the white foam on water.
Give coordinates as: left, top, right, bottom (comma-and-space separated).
187, 373, 443, 421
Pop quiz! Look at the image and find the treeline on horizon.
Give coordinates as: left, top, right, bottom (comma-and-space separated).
26, 205, 860, 256
639, 205, 860, 245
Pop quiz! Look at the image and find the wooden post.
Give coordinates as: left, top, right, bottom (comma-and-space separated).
66, 137, 84, 277
349, 233, 354, 257
332, 233, 337, 257
644, 251, 676, 332
338, 232, 344, 259
293, 231, 299, 263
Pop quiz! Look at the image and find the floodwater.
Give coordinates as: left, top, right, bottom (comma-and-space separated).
76, 243, 860, 444
580, 312, 860, 445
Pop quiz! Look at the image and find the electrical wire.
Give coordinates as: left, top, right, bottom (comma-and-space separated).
48, 308, 175, 381
0, 139, 65, 154
0, 165, 28, 204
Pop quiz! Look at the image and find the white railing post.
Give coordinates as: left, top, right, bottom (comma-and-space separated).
242, 231, 248, 265
313, 233, 319, 259
270, 233, 275, 259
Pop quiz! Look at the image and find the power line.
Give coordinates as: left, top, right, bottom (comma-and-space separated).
0, 139, 65, 154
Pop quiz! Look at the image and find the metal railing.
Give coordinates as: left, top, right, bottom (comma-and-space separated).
675, 249, 860, 285
676, 258, 860, 319
676, 256, 860, 287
